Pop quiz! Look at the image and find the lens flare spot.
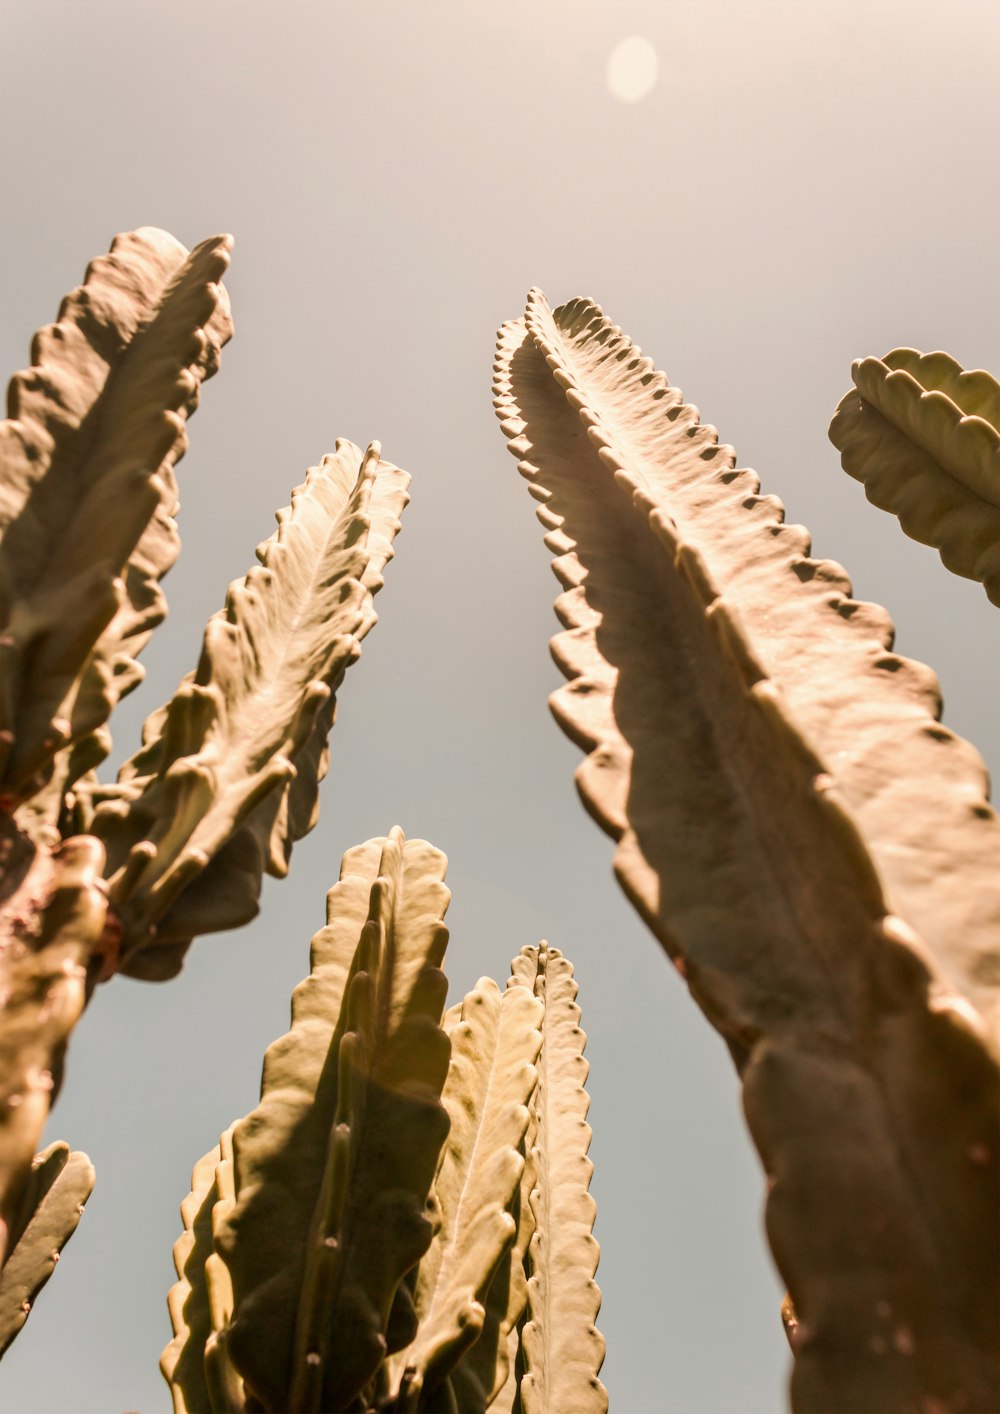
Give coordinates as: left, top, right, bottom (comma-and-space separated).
607, 36, 659, 105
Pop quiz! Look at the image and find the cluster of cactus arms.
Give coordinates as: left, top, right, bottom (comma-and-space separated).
494, 291, 999, 1413
0, 229, 410, 1356
1, 228, 997, 1414
160, 828, 605, 1414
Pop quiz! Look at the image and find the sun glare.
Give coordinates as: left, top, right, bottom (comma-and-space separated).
607, 35, 659, 104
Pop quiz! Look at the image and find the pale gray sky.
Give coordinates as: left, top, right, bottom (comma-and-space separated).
2, 4, 998, 1411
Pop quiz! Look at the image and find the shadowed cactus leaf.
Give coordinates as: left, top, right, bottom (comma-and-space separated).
0, 227, 233, 808
494, 291, 998, 1413
829, 348, 1000, 605
388, 976, 542, 1411
287, 830, 451, 1414
87, 441, 410, 979
193, 829, 450, 1414
0, 1142, 94, 1356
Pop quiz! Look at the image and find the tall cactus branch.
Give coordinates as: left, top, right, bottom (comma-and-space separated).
494, 290, 999, 1414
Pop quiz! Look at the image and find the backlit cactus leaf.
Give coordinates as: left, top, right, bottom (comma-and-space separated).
513, 946, 605, 1414
0, 832, 107, 1261
0, 1143, 94, 1357
0, 227, 232, 807
205, 830, 450, 1414
88, 440, 410, 979
204, 841, 385, 1411
388, 976, 542, 1410
494, 292, 999, 1411
830, 349, 1000, 604
287, 829, 451, 1414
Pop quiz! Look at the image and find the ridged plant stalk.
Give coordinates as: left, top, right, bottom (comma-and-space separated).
0, 230, 408, 1345
494, 290, 999, 1413
829, 347, 1000, 605
161, 828, 606, 1414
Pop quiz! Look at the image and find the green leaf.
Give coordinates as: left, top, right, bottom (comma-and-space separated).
0, 1143, 94, 1357
89, 441, 409, 979
0, 227, 232, 806
830, 349, 1000, 604
494, 291, 999, 1412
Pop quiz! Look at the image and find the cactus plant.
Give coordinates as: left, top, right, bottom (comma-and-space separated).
829, 348, 1000, 605
0, 230, 409, 1340
161, 828, 606, 1414
494, 290, 999, 1413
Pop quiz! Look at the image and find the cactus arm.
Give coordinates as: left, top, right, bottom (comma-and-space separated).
513, 947, 605, 1414
446, 1168, 534, 1414
209, 845, 381, 1411
0, 1142, 94, 1357
495, 291, 1000, 1032
0, 228, 232, 805
288, 830, 451, 1413
88, 441, 409, 979
440, 1204, 523, 1414
494, 295, 999, 1411
830, 349, 1000, 604
427, 960, 542, 1414
441, 948, 603, 1414
0, 832, 107, 1261
388, 978, 542, 1410
210, 831, 450, 1413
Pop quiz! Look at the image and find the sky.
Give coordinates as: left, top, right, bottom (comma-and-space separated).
1, 4, 998, 1411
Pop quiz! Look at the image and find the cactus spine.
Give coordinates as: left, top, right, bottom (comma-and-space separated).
162, 830, 606, 1414
494, 289, 999, 1413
